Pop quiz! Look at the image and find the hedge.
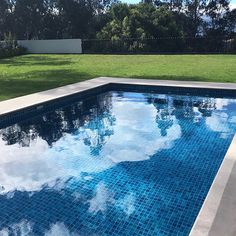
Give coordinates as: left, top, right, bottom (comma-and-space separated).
0, 46, 26, 59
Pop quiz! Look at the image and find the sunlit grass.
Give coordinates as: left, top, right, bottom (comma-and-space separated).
0, 54, 235, 101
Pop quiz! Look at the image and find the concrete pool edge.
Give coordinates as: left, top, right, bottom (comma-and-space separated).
1, 77, 236, 117
0, 77, 236, 235
189, 135, 236, 236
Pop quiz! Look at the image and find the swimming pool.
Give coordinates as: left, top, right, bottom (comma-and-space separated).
0, 87, 236, 235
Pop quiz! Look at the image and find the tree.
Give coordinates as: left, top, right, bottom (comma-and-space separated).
97, 3, 185, 39
185, 0, 206, 36
0, 0, 9, 39
96, 3, 186, 52
0, 0, 235, 51
225, 8, 236, 36
204, 0, 230, 36
13, 0, 47, 39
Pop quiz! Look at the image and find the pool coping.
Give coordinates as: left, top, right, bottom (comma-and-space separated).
0, 77, 236, 235
189, 134, 236, 236
1, 77, 236, 117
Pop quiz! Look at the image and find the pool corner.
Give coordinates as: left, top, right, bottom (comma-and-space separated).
190, 134, 236, 236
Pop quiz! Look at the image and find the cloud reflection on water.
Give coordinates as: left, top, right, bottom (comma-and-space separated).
0, 96, 181, 194
0, 92, 236, 235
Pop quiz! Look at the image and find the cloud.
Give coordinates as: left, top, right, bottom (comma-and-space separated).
205, 99, 236, 138
0, 96, 181, 194
87, 181, 136, 216
45, 223, 78, 236
88, 181, 115, 214
0, 220, 33, 235
229, 2, 236, 10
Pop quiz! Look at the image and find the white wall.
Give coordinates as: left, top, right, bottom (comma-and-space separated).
18, 39, 82, 54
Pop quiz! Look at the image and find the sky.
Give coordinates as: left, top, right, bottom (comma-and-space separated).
231, 1, 236, 9
120, 0, 236, 9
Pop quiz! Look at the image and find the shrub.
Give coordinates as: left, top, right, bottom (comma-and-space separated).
0, 33, 27, 59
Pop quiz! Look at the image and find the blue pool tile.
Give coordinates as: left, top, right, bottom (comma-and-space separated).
0, 91, 235, 235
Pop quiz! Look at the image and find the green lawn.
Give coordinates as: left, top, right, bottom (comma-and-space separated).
0, 54, 236, 101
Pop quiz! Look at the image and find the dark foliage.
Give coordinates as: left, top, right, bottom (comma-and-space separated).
0, 47, 26, 58
0, 34, 26, 58
0, 0, 235, 53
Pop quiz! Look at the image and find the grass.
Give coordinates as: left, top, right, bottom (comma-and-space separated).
0, 54, 236, 101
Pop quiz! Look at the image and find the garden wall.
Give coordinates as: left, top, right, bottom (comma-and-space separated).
18, 39, 82, 54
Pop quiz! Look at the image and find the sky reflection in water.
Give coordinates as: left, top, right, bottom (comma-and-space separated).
0, 91, 236, 236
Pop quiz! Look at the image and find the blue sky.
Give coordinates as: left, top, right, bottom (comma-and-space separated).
229, 0, 236, 8
121, 0, 236, 8
120, 0, 138, 3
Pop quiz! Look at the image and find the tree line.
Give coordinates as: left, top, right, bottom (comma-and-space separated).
0, 0, 235, 52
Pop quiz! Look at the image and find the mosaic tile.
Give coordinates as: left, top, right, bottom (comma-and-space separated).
0, 90, 236, 235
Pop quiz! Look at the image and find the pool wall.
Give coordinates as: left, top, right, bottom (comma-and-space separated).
0, 77, 236, 236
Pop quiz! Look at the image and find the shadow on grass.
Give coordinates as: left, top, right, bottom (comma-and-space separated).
0, 69, 92, 101
0, 72, 217, 101
1, 66, 228, 101
0, 55, 73, 67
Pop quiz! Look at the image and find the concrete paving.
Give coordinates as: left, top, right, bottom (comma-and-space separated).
1, 77, 236, 116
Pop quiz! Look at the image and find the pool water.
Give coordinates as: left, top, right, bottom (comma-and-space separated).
0, 91, 236, 236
